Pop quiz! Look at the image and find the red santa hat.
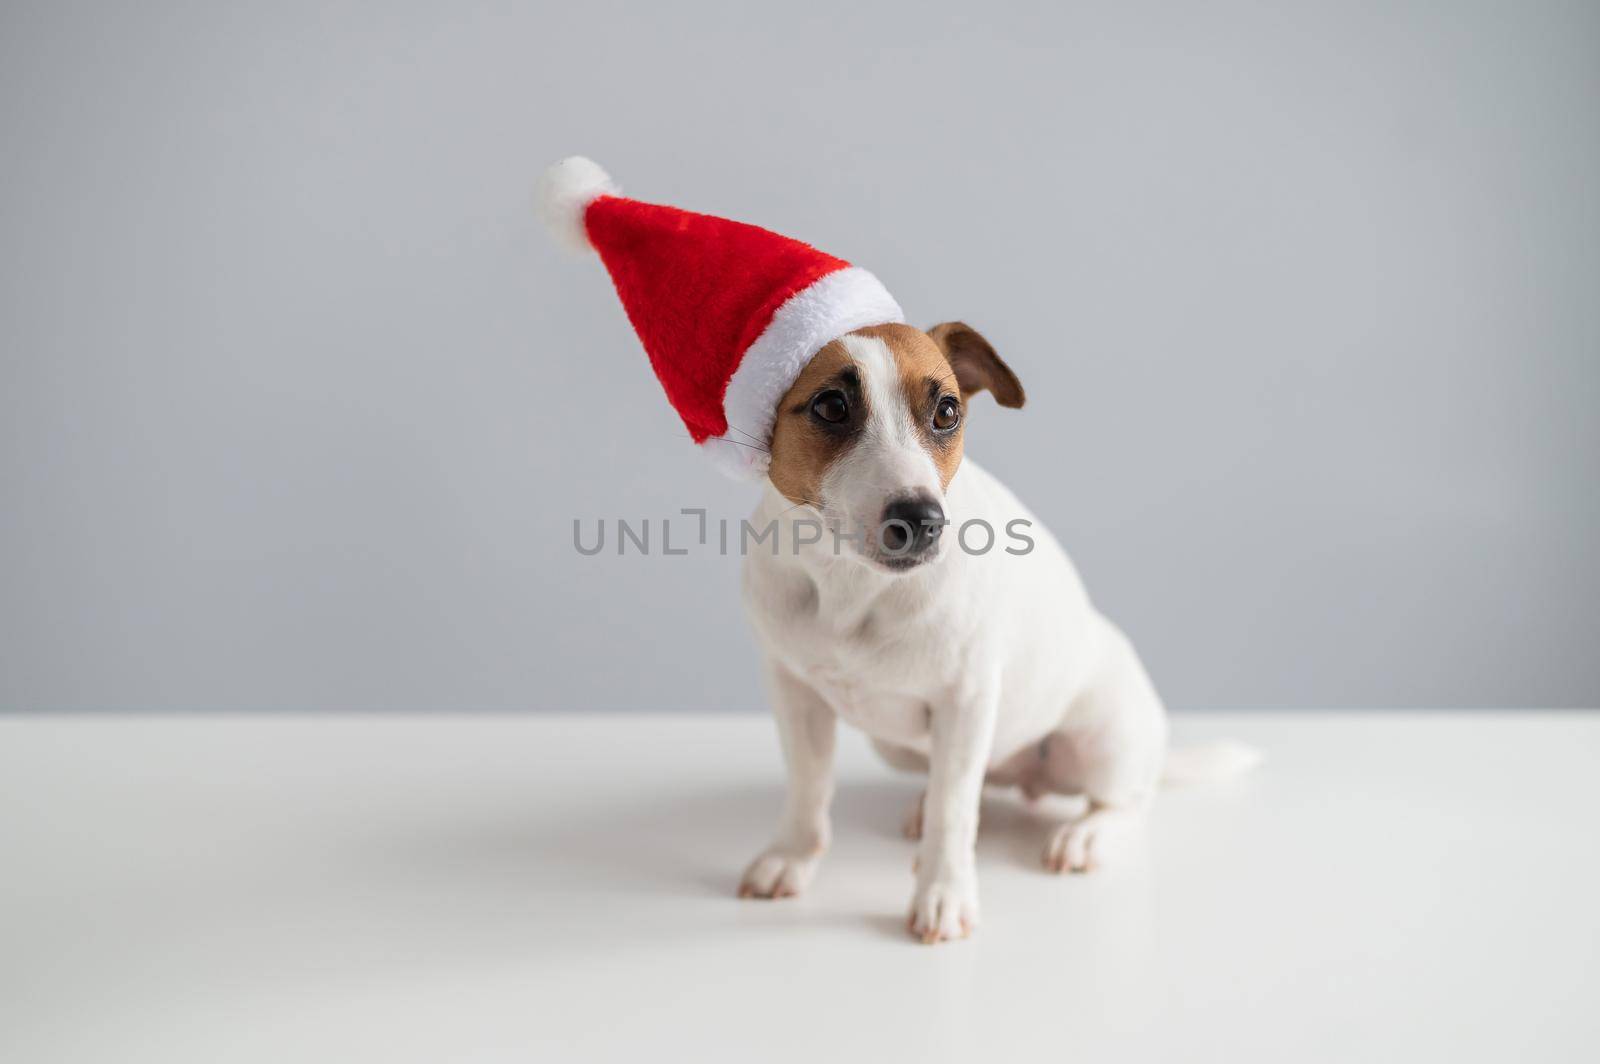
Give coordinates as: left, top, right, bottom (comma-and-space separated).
535, 157, 904, 478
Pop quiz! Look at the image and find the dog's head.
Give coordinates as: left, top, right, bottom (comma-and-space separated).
767, 322, 1024, 573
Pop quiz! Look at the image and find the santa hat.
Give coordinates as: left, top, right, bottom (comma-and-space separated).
535, 157, 904, 478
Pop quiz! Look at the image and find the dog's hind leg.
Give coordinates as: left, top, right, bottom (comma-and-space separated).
1040, 619, 1168, 873
871, 738, 927, 774
901, 790, 927, 841
1043, 800, 1147, 873
869, 740, 930, 840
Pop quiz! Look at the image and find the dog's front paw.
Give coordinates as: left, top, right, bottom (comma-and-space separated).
737, 848, 821, 899
907, 874, 979, 944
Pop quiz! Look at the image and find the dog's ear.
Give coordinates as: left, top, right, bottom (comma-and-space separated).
927, 322, 1025, 409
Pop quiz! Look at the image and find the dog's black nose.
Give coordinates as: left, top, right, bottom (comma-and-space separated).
880, 495, 946, 557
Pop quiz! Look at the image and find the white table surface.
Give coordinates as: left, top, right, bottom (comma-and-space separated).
2, 712, 1596, 1063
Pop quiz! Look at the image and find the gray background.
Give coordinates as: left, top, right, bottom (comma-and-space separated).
2, 0, 1596, 712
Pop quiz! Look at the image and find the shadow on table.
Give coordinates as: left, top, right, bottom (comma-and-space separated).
354, 772, 1081, 955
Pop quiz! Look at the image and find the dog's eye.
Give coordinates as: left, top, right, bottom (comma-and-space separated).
811, 390, 849, 424
933, 396, 961, 432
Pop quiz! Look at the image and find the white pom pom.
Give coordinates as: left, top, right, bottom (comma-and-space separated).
535, 156, 618, 252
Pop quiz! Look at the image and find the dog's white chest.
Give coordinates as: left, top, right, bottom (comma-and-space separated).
746, 575, 940, 748
800, 657, 931, 747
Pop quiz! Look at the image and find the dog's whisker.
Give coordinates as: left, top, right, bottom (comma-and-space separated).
773, 495, 823, 519
697, 435, 770, 454
724, 423, 771, 450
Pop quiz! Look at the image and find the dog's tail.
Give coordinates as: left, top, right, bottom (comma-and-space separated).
1161, 740, 1263, 787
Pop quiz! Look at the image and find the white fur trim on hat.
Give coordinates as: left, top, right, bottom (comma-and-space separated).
535, 156, 619, 252
704, 266, 904, 479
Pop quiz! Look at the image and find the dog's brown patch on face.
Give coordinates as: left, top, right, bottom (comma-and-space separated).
854, 323, 968, 489
767, 323, 1022, 504
767, 340, 862, 507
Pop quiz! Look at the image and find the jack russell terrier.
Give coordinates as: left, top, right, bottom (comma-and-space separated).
737, 322, 1259, 942
537, 157, 1259, 945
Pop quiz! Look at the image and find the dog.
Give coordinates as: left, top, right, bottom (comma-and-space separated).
735, 321, 1259, 943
